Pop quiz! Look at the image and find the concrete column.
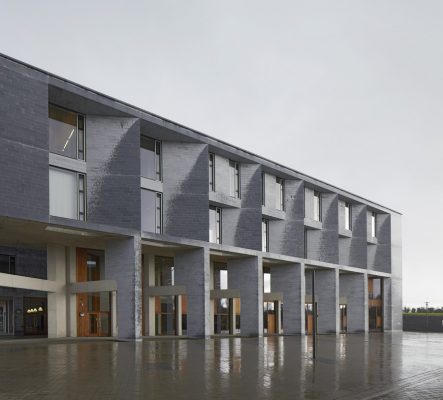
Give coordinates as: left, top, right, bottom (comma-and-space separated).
174, 247, 210, 338
383, 277, 392, 331
315, 268, 339, 334
228, 256, 263, 337
111, 291, 118, 337
66, 246, 77, 337
142, 254, 156, 336
105, 235, 142, 340
340, 272, 368, 333
272, 263, 305, 335
47, 243, 67, 338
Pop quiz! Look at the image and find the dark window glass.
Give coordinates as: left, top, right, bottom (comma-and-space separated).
209, 153, 215, 191
155, 256, 174, 286
0, 255, 14, 275
49, 104, 84, 159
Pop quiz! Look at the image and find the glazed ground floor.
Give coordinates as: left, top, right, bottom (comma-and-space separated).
1, 333, 442, 399
0, 218, 401, 340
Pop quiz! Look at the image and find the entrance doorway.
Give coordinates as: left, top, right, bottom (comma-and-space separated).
340, 304, 347, 333
264, 301, 279, 335
305, 302, 317, 335
76, 248, 111, 337
0, 298, 13, 335
23, 297, 47, 336
368, 278, 383, 331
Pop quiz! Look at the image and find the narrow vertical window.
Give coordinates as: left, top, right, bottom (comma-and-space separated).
262, 172, 266, 206
345, 202, 352, 231
209, 206, 222, 244
304, 229, 308, 258
155, 141, 162, 181
276, 177, 284, 210
229, 160, 240, 198
78, 174, 86, 221
263, 267, 271, 293
77, 114, 85, 160
371, 212, 376, 238
262, 219, 269, 252
313, 191, 322, 222
155, 193, 163, 234
209, 153, 215, 191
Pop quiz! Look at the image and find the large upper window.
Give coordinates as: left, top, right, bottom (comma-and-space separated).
229, 160, 240, 198
314, 191, 322, 222
345, 202, 352, 231
209, 206, 222, 244
49, 104, 85, 160
209, 153, 215, 191
0, 255, 15, 275
371, 212, 377, 238
276, 177, 284, 210
141, 189, 162, 233
49, 167, 86, 220
262, 219, 269, 252
141, 136, 161, 181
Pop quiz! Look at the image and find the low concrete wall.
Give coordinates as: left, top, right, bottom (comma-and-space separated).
403, 314, 443, 332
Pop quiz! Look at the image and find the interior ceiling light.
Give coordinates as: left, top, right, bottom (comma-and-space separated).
45, 226, 96, 237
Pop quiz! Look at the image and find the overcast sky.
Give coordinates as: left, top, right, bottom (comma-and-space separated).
1, 0, 442, 307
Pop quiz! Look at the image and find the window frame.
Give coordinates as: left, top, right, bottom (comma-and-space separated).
262, 218, 269, 252
49, 103, 86, 161
209, 206, 222, 244
262, 172, 266, 206
276, 177, 284, 211
140, 136, 162, 181
345, 202, 352, 231
313, 190, 322, 222
209, 153, 216, 192
141, 189, 163, 234
371, 211, 377, 238
229, 159, 240, 198
49, 166, 87, 221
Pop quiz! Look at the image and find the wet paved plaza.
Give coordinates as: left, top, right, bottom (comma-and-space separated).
1, 332, 443, 399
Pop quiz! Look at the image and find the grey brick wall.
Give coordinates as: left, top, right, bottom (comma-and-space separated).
174, 247, 210, 337
0, 245, 46, 279
269, 180, 304, 257
307, 193, 339, 263
339, 204, 368, 268
340, 273, 367, 333
162, 143, 209, 241
87, 116, 141, 230
105, 236, 142, 339
0, 58, 49, 222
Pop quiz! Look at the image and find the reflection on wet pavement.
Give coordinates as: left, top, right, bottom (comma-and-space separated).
1, 332, 443, 399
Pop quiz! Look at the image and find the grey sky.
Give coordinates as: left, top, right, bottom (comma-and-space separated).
1, 0, 442, 307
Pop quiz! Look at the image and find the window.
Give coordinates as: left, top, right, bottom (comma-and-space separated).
262, 172, 266, 206
276, 177, 284, 210
141, 136, 161, 181
209, 153, 215, 191
371, 212, 377, 238
263, 267, 271, 293
345, 202, 352, 231
262, 219, 269, 252
155, 256, 174, 286
0, 255, 15, 275
229, 160, 240, 198
304, 229, 308, 258
314, 191, 322, 222
49, 104, 85, 160
49, 167, 86, 220
213, 263, 228, 290
141, 189, 162, 233
209, 206, 222, 244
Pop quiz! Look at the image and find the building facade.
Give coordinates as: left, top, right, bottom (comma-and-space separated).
0, 54, 402, 339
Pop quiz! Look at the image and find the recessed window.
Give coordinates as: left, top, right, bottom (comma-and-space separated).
262, 219, 269, 252
155, 256, 174, 286
345, 202, 352, 231
0, 255, 15, 275
263, 267, 271, 293
276, 177, 284, 211
49, 104, 85, 160
141, 189, 162, 233
209, 153, 215, 191
229, 160, 240, 198
214, 263, 228, 290
371, 212, 377, 238
262, 172, 266, 206
314, 191, 322, 222
209, 206, 222, 244
141, 136, 161, 181
49, 167, 86, 221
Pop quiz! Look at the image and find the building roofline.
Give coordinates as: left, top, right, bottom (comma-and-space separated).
0, 52, 402, 215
